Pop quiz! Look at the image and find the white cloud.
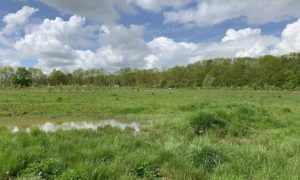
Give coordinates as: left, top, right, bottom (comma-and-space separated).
132, 0, 193, 12
0, 49, 20, 68
99, 24, 150, 67
164, 0, 300, 27
2, 6, 300, 72
38, 0, 134, 24
199, 28, 278, 58
146, 37, 199, 68
10, 16, 300, 71
0, 59, 20, 67
38, 0, 194, 22
222, 28, 261, 42
75, 24, 151, 71
0, 6, 37, 67
13, 15, 150, 71
29, 16, 98, 48
218, 28, 279, 57
144, 27, 280, 67
273, 18, 300, 54
14, 15, 92, 70
0, 34, 11, 47
2, 6, 38, 35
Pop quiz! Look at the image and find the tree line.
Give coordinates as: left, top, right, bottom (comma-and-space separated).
1, 53, 300, 89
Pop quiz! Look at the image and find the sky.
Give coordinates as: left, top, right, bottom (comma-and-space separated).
0, 0, 300, 72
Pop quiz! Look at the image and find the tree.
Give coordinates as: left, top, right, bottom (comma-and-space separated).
29, 67, 47, 86
48, 69, 68, 86
12, 67, 32, 87
0, 67, 14, 88
72, 68, 85, 86
117, 67, 136, 86
283, 70, 297, 89
0, 52, 299, 89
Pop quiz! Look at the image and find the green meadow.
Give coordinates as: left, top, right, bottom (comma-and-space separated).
0, 88, 299, 179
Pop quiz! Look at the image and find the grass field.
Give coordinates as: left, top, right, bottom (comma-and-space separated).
0, 88, 299, 179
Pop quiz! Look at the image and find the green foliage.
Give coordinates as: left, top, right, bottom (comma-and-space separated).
0, 67, 14, 87
12, 67, 32, 87
48, 69, 69, 86
29, 67, 47, 87
1, 52, 300, 89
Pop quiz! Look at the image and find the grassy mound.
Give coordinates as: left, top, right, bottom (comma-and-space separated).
189, 102, 280, 137
191, 145, 227, 172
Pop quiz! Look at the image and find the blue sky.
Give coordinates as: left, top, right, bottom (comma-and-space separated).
1, 0, 300, 72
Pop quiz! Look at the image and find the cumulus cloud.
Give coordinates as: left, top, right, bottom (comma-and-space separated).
222, 28, 261, 42
2, 6, 300, 72
164, 0, 300, 26
75, 24, 150, 71
13, 15, 150, 71
144, 27, 281, 67
99, 25, 150, 67
8, 16, 300, 71
0, 59, 20, 68
0, 49, 20, 67
38, 0, 134, 24
200, 28, 279, 58
14, 15, 94, 70
2, 6, 38, 35
0, 6, 37, 67
38, 0, 194, 22
146, 37, 199, 68
273, 18, 300, 54
132, 0, 193, 12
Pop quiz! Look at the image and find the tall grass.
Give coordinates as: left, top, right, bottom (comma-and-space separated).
0, 89, 299, 179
